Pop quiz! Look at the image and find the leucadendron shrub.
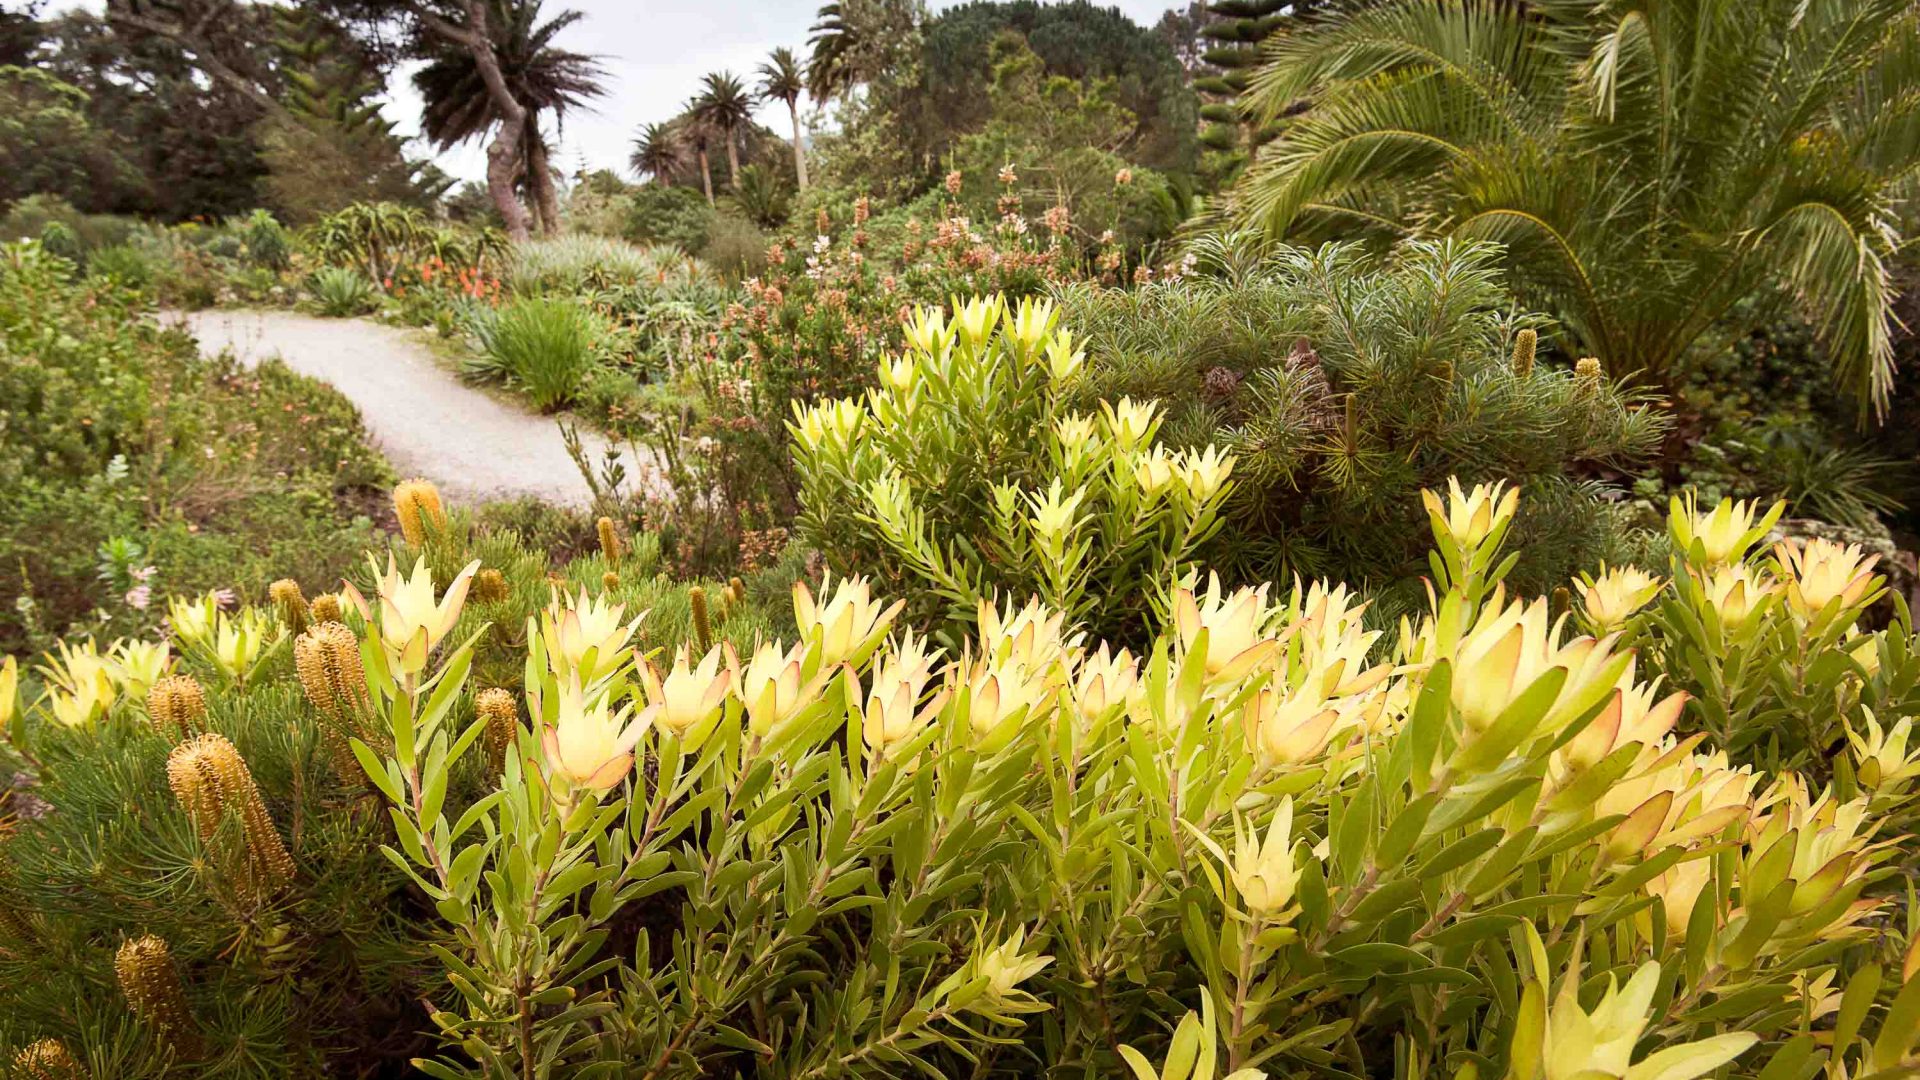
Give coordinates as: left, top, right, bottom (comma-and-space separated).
792, 293, 1237, 642
8, 481, 1920, 1078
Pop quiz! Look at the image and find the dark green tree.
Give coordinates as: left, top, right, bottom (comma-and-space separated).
757, 47, 810, 192
630, 121, 688, 185
410, 0, 605, 235
690, 71, 753, 191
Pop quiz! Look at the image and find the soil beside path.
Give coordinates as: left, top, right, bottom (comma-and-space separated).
170, 309, 619, 510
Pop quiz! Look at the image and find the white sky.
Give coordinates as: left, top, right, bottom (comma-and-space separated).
44, 0, 1181, 183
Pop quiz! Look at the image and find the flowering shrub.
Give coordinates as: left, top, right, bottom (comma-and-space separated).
792, 294, 1237, 640
8, 481, 1920, 1077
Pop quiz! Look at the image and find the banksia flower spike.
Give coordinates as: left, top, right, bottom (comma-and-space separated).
116, 934, 201, 1057
477, 688, 519, 773
471, 567, 509, 605
269, 578, 309, 635
146, 674, 208, 740
689, 586, 714, 652
166, 734, 297, 901
596, 515, 622, 564
392, 478, 447, 547
308, 593, 342, 624
292, 622, 368, 725
12, 1039, 87, 1079
1512, 327, 1537, 377
1575, 356, 1602, 397
602, 571, 620, 590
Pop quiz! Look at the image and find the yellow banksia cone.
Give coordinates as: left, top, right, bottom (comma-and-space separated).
309, 593, 342, 624
166, 734, 296, 901
146, 674, 208, 740
689, 586, 714, 652
1575, 356, 1602, 397
1512, 328, 1537, 377
471, 567, 508, 604
597, 515, 622, 564
293, 622, 366, 724
269, 578, 309, 635
602, 571, 620, 591
477, 687, 518, 772
116, 934, 200, 1057
392, 478, 447, 547
729, 577, 746, 606
12, 1038, 87, 1079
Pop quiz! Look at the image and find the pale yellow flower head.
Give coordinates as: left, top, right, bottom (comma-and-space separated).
1100, 397, 1159, 450
349, 555, 481, 674
794, 572, 904, 669
1670, 494, 1779, 567
1002, 295, 1055, 353
861, 630, 945, 754
1027, 480, 1088, 544
1553, 661, 1687, 781
903, 304, 953, 357
212, 609, 278, 681
538, 672, 651, 791
167, 593, 220, 649
40, 637, 120, 708
541, 587, 644, 683
1242, 684, 1341, 768
1177, 445, 1235, 502
1693, 563, 1775, 630
1228, 799, 1301, 917
0, 655, 16, 729
878, 352, 917, 394
1132, 446, 1179, 496
640, 643, 735, 736
1775, 537, 1879, 620
1174, 573, 1279, 686
1069, 644, 1137, 731
952, 294, 1004, 346
961, 653, 1055, 751
1421, 478, 1518, 553
1848, 711, 1920, 792
976, 597, 1078, 672
1576, 565, 1664, 631
738, 639, 826, 738
110, 639, 173, 700
968, 925, 1052, 1011
790, 397, 866, 454
1526, 961, 1756, 1080
1043, 328, 1084, 382
1598, 744, 1759, 861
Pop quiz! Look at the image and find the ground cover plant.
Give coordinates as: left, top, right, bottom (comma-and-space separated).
0, 240, 388, 655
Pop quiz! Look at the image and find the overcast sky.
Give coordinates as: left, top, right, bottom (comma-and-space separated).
46, 0, 1182, 184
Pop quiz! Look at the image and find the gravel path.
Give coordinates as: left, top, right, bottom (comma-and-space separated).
170, 309, 621, 510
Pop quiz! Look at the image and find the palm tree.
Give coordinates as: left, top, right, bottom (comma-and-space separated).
691, 71, 754, 191
629, 121, 687, 184
412, 0, 605, 235
1232, 0, 1920, 418
757, 47, 809, 192
683, 115, 717, 205
807, 2, 859, 103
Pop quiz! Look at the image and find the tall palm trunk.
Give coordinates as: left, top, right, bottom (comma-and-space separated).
725, 126, 741, 190
526, 127, 561, 235
787, 101, 808, 191
420, 0, 532, 241
697, 147, 714, 204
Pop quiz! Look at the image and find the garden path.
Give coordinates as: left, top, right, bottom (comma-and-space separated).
170, 309, 620, 510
